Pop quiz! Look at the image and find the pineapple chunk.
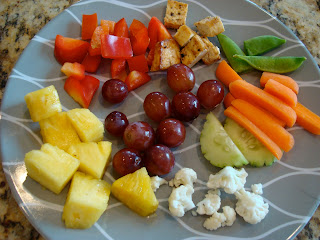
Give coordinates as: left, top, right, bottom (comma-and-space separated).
24, 143, 80, 194
67, 141, 112, 179
67, 108, 104, 142
62, 172, 111, 229
39, 112, 81, 151
24, 85, 62, 122
111, 167, 159, 217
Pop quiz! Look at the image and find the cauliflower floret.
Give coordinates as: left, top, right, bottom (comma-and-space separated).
251, 183, 263, 195
235, 188, 269, 224
203, 206, 236, 231
168, 185, 195, 217
207, 166, 248, 194
169, 168, 197, 187
150, 176, 168, 192
196, 190, 221, 215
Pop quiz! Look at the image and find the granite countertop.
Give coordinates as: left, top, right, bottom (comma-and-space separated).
0, 0, 320, 239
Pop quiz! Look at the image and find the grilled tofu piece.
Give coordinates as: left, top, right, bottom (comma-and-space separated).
150, 39, 181, 71
194, 16, 225, 37
164, 0, 188, 29
181, 35, 207, 68
174, 25, 195, 47
201, 37, 221, 65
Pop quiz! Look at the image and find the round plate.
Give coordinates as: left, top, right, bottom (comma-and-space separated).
1, 0, 320, 239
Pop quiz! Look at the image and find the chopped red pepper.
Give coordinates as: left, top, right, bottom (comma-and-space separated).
54, 35, 90, 64
64, 75, 100, 108
88, 44, 101, 56
129, 19, 150, 55
127, 55, 149, 73
125, 70, 151, 91
81, 54, 101, 73
100, 34, 133, 59
82, 13, 98, 40
91, 26, 109, 49
111, 59, 128, 81
101, 19, 116, 35
114, 18, 129, 38
61, 62, 85, 80
148, 16, 172, 50
147, 47, 155, 66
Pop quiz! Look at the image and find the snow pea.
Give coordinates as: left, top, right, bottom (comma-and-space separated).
233, 55, 306, 73
217, 34, 253, 74
244, 35, 286, 56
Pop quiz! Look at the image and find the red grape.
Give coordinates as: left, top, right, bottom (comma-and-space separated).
102, 79, 128, 103
167, 63, 195, 93
143, 92, 171, 122
197, 80, 224, 110
144, 144, 175, 176
172, 92, 200, 122
112, 148, 143, 176
156, 118, 186, 148
105, 111, 129, 137
123, 121, 155, 151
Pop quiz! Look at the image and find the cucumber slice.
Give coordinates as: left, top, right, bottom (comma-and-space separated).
200, 112, 248, 168
224, 118, 276, 167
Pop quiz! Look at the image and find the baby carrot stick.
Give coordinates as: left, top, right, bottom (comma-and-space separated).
231, 99, 294, 152
215, 60, 243, 87
294, 102, 320, 135
224, 106, 283, 160
229, 80, 297, 127
223, 92, 235, 108
264, 79, 297, 108
260, 72, 299, 94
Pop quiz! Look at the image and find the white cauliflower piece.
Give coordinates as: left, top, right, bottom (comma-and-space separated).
169, 185, 195, 217
251, 183, 263, 195
203, 206, 236, 231
150, 176, 168, 192
222, 206, 236, 226
207, 166, 248, 194
235, 188, 269, 224
196, 190, 221, 215
169, 168, 197, 187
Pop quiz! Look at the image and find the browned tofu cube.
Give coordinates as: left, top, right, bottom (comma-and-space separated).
181, 35, 207, 68
194, 16, 225, 37
174, 25, 195, 47
201, 37, 221, 65
164, 0, 188, 29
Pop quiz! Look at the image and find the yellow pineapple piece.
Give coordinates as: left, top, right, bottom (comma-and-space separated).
67, 108, 104, 142
24, 143, 80, 194
39, 112, 81, 151
111, 167, 158, 216
24, 85, 62, 122
67, 141, 112, 179
62, 171, 111, 229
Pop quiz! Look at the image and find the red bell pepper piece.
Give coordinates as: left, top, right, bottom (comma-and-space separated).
64, 75, 100, 108
81, 13, 98, 40
81, 54, 101, 73
100, 34, 133, 59
147, 47, 155, 66
61, 62, 85, 80
111, 59, 128, 81
101, 19, 116, 35
114, 18, 129, 38
127, 55, 149, 73
129, 19, 150, 55
125, 70, 151, 91
148, 16, 172, 50
91, 26, 109, 49
54, 35, 90, 64
88, 44, 101, 56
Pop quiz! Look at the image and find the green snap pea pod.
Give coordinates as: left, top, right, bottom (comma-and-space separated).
217, 34, 253, 74
233, 55, 306, 73
244, 35, 286, 56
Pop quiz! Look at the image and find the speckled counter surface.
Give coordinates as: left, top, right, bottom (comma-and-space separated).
0, 0, 320, 239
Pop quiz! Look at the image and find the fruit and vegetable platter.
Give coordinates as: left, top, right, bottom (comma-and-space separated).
1, 0, 320, 239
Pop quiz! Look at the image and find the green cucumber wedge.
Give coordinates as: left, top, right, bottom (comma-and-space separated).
200, 112, 248, 168
224, 118, 276, 167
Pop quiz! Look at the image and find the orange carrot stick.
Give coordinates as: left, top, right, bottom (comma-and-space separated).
215, 60, 243, 87
264, 79, 297, 108
229, 80, 297, 127
294, 102, 320, 135
224, 106, 283, 160
223, 92, 235, 108
231, 99, 294, 152
260, 72, 299, 94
